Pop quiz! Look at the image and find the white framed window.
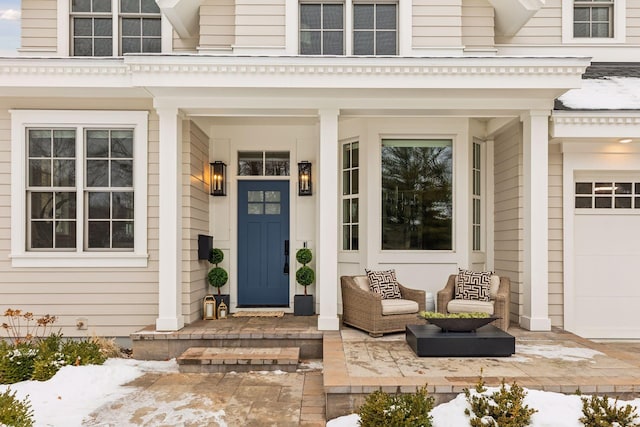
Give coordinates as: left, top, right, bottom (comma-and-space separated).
381, 139, 453, 251
298, 1, 399, 55
300, 2, 345, 55
341, 141, 359, 250
10, 110, 148, 267
472, 141, 482, 251
575, 181, 640, 210
562, 0, 626, 43
237, 151, 290, 176
70, 0, 161, 56
353, 3, 397, 55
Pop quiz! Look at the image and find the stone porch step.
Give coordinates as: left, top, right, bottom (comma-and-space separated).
177, 346, 300, 373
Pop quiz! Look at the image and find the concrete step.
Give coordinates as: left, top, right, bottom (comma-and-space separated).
177, 346, 300, 373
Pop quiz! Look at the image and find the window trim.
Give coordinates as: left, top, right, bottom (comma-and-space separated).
562, 0, 626, 44
10, 110, 149, 268
58, 0, 170, 56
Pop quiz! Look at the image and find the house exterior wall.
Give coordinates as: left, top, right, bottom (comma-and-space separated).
0, 99, 160, 338
20, 0, 57, 54
412, 0, 463, 48
548, 143, 564, 328
495, 0, 562, 45
234, 0, 286, 49
493, 121, 523, 325
461, 0, 495, 51
200, 0, 236, 51
182, 120, 210, 323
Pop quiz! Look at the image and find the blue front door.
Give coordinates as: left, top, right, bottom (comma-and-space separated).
238, 180, 290, 306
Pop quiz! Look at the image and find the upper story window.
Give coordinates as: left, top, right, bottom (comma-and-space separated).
300, 3, 345, 55
353, 3, 397, 55
71, 0, 161, 56
299, 1, 399, 55
573, 0, 613, 37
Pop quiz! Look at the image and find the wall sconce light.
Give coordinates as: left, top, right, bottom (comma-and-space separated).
210, 161, 227, 196
298, 161, 312, 196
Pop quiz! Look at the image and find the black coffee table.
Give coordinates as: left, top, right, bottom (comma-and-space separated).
406, 324, 515, 357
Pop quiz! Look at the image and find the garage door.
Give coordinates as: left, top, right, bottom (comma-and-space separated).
573, 179, 640, 338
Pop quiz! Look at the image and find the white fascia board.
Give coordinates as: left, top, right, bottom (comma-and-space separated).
488, 0, 545, 36
125, 56, 590, 90
551, 111, 640, 138
0, 58, 130, 88
157, 0, 202, 39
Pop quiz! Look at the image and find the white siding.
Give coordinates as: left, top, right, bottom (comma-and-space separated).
412, 0, 463, 48
495, 0, 562, 45
234, 0, 286, 48
628, 0, 640, 44
20, 0, 57, 53
181, 121, 210, 323
461, 0, 495, 50
0, 99, 160, 338
200, 0, 235, 50
548, 143, 563, 328
493, 122, 523, 325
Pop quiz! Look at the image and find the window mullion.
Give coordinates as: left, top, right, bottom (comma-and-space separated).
112, 0, 119, 55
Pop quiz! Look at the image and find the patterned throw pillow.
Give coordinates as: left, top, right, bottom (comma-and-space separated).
455, 269, 491, 301
365, 269, 402, 300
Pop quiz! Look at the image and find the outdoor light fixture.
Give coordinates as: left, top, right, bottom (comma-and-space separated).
203, 295, 216, 320
210, 161, 227, 196
298, 161, 312, 196
619, 138, 633, 144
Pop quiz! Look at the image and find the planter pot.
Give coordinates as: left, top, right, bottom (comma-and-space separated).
294, 295, 314, 316
213, 294, 230, 313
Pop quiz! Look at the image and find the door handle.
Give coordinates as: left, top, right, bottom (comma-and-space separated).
283, 240, 289, 274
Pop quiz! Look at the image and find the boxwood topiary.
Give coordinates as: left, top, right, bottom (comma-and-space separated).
295, 249, 314, 296
207, 248, 228, 296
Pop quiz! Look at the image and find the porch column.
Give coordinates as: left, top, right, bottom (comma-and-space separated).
317, 109, 340, 331
521, 110, 552, 331
155, 107, 185, 331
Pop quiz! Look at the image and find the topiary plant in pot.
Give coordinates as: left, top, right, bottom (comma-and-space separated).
294, 248, 315, 316
208, 248, 230, 311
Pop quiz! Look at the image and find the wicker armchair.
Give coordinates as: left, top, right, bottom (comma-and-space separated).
340, 275, 426, 337
437, 274, 511, 331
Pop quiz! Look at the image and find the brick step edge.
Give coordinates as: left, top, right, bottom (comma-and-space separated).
177, 346, 300, 370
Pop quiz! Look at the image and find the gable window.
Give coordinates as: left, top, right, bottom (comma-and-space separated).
573, 0, 613, 37
342, 141, 359, 250
71, 0, 161, 56
11, 110, 148, 267
300, 3, 345, 55
381, 139, 453, 251
353, 3, 397, 55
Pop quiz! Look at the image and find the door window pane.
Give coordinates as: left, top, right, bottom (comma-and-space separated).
248, 191, 264, 202
265, 203, 281, 215
382, 139, 453, 250
265, 191, 281, 203
248, 203, 264, 215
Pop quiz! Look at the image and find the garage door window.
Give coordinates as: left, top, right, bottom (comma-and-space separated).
575, 181, 640, 209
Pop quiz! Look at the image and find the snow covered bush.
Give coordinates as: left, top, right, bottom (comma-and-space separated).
464, 376, 537, 427
358, 385, 434, 427
580, 394, 639, 427
0, 387, 34, 427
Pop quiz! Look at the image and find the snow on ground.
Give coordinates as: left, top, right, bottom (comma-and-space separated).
515, 344, 604, 362
328, 387, 640, 427
3, 356, 639, 427
3, 358, 177, 427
